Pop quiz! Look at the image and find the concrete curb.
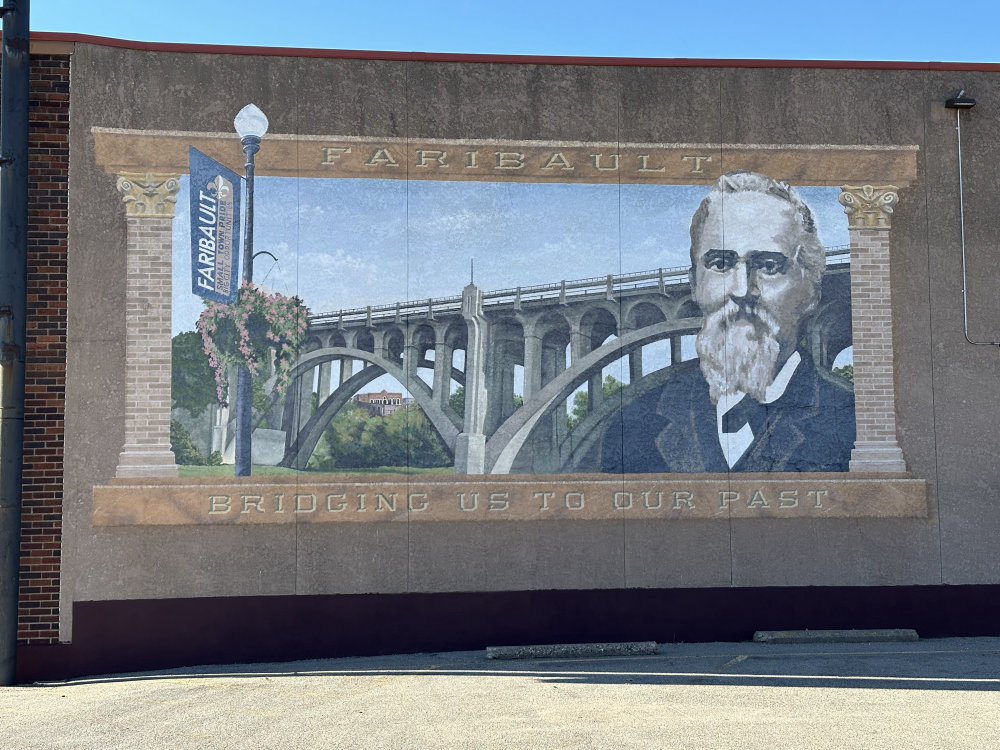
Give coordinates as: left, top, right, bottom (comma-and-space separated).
753, 628, 919, 644
485, 641, 658, 659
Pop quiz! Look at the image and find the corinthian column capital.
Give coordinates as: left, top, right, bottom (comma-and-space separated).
116, 171, 181, 218
838, 184, 900, 229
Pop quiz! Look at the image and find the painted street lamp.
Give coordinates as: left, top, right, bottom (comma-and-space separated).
233, 103, 268, 476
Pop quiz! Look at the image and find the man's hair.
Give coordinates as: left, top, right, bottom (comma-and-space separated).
689, 170, 826, 290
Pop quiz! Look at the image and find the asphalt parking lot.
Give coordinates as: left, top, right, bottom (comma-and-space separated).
3, 637, 1000, 749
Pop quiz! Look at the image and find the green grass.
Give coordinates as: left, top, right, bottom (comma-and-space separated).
178, 464, 453, 478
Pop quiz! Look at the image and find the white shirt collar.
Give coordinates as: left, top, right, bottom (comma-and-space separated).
715, 351, 802, 468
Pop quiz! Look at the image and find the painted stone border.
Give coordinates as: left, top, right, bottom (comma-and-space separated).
92, 131, 919, 480
93, 474, 928, 525
93, 129, 920, 186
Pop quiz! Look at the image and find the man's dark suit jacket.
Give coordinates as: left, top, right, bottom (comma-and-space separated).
600, 352, 856, 473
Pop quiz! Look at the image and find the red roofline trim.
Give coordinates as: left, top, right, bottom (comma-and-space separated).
27, 31, 1000, 71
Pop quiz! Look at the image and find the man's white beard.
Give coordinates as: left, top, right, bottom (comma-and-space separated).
696, 301, 783, 404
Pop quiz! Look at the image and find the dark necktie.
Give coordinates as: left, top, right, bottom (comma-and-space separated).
722, 396, 768, 435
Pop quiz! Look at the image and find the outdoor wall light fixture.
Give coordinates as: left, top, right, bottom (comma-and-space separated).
945, 90, 977, 109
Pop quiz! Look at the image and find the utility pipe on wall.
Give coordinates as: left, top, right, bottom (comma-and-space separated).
947, 90, 1000, 348
0, 0, 31, 686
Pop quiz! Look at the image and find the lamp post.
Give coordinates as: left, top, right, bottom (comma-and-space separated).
233, 104, 268, 476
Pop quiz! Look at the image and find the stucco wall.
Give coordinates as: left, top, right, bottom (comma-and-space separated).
57, 41, 1000, 646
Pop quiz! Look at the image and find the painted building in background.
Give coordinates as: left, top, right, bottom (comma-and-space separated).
356, 392, 411, 417
9, 33, 1000, 681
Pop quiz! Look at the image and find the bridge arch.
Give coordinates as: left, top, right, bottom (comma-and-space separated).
623, 299, 668, 330
578, 306, 620, 349
300, 335, 323, 353
523, 309, 571, 343
443, 319, 467, 348
352, 329, 375, 353
325, 330, 347, 349
381, 326, 405, 361
675, 297, 701, 319
559, 362, 689, 473
487, 318, 702, 473
408, 323, 436, 349
278, 346, 461, 470
804, 269, 852, 370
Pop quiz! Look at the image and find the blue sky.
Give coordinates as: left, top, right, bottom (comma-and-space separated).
171, 180, 848, 334
34, 0, 1000, 62
51, 0, 880, 395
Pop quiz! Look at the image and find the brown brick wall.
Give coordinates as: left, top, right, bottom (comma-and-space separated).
17, 53, 70, 644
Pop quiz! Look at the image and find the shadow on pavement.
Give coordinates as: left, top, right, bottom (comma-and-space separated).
23, 638, 1000, 693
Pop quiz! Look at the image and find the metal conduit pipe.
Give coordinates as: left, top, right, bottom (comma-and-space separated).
0, 0, 31, 686
946, 90, 1000, 347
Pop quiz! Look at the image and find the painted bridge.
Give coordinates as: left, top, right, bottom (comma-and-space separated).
274, 249, 851, 474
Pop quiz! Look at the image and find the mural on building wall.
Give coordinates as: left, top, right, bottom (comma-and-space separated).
91, 125, 928, 522
167, 152, 855, 478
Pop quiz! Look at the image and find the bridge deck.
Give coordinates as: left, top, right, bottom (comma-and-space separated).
308, 248, 850, 329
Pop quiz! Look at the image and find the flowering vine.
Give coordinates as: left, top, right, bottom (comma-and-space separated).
196, 282, 309, 405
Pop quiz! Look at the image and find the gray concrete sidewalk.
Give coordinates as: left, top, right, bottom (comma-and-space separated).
3, 637, 1000, 749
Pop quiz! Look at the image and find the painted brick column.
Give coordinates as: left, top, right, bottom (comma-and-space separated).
113, 172, 181, 478
839, 184, 907, 473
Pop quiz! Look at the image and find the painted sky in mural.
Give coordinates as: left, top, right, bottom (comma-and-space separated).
171, 177, 851, 339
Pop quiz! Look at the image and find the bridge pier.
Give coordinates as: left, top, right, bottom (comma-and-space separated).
533, 335, 569, 472
210, 402, 229, 456
569, 330, 587, 363
433, 341, 453, 411
317, 361, 332, 402
485, 355, 517, 435
281, 377, 304, 452
629, 348, 643, 382
522, 334, 543, 400
588, 373, 603, 411
485, 326, 522, 435
283, 366, 320, 454
371, 329, 387, 357
297, 366, 315, 427
403, 342, 420, 384
670, 335, 683, 365
455, 283, 488, 474
569, 330, 600, 413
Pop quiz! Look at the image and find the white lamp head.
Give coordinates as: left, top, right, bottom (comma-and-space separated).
234, 103, 269, 140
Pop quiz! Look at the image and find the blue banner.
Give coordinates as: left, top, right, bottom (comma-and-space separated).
189, 146, 242, 303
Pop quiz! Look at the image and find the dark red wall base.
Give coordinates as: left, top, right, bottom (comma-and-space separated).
16, 585, 1000, 682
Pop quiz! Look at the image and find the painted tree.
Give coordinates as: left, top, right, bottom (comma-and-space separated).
568, 374, 624, 429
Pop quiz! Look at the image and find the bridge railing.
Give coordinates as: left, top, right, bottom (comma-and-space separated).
309, 245, 851, 328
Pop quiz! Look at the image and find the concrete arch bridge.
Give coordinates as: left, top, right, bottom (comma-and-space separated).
276, 254, 851, 474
